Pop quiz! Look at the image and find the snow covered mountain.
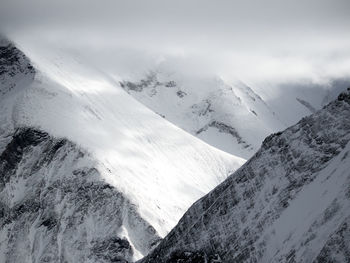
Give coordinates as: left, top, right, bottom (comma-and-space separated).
118, 68, 346, 159
1, 36, 349, 263
142, 89, 350, 262
0, 38, 244, 262
119, 71, 283, 159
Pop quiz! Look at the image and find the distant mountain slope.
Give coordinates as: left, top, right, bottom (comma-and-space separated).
119, 70, 346, 160
141, 89, 350, 263
120, 72, 284, 159
0, 38, 244, 261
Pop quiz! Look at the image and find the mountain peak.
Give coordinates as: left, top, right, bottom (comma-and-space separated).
337, 87, 350, 103
142, 89, 350, 262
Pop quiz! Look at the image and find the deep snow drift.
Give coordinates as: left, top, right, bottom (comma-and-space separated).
0, 38, 244, 261
142, 89, 350, 262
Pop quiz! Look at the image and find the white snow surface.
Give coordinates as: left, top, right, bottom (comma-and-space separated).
117, 67, 346, 159
1, 39, 245, 241
119, 71, 285, 159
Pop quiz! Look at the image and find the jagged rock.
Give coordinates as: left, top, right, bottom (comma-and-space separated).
142, 90, 350, 263
0, 128, 161, 263
0, 38, 35, 96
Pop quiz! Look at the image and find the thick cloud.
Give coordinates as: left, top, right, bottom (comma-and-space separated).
1, 0, 349, 83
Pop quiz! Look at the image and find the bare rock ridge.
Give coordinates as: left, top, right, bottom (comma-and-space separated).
141, 88, 350, 263
0, 37, 36, 153
0, 128, 160, 262
0, 38, 165, 262
0, 37, 35, 96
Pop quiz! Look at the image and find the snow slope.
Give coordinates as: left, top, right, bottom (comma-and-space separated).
142, 89, 350, 262
119, 71, 284, 159
118, 68, 347, 160
0, 38, 244, 261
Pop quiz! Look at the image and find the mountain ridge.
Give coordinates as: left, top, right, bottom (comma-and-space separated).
118, 69, 348, 160
0, 36, 244, 261
141, 88, 350, 262
0, 127, 161, 262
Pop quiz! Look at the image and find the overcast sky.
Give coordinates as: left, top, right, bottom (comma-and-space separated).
1, 0, 350, 83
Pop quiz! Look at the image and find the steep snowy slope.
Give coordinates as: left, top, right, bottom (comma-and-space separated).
119, 71, 285, 159
119, 69, 347, 160
142, 89, 350, 263
0, 38, 245, 261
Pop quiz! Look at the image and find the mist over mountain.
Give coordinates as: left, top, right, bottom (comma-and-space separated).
0, 1, 349, 262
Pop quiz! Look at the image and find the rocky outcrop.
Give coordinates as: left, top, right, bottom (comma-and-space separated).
314, 216, 350, 263
141, 89, 350, 263
0, 38, 36, 153
196, 121, 251, 149
0, 128, 161, 263
0, 38, 35, 96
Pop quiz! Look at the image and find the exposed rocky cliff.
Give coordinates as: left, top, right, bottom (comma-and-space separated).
0, 38, 35, 152
0, 128, 160, 262
142, 89, 350, 263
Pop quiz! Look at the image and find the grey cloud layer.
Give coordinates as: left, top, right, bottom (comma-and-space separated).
1, 0, 349, 82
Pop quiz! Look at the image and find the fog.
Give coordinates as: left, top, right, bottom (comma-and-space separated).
1, 0, 349, 83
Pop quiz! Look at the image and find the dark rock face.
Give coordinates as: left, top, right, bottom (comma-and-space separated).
141, 90, 350, 263
196, 121, 251, 149
0, 38, 36, 153
176, 90, 187, 98
120, 73, 179, 94
0, 128, 50, 184
166, 251, 222, 263
120, 72, 160, 93
337, 87, 350, 104
0, 42, 34, 75
91, 236, 132, 263
314, 216, 350, 263
0, 38, 35, 96
0, 128, 160, 262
